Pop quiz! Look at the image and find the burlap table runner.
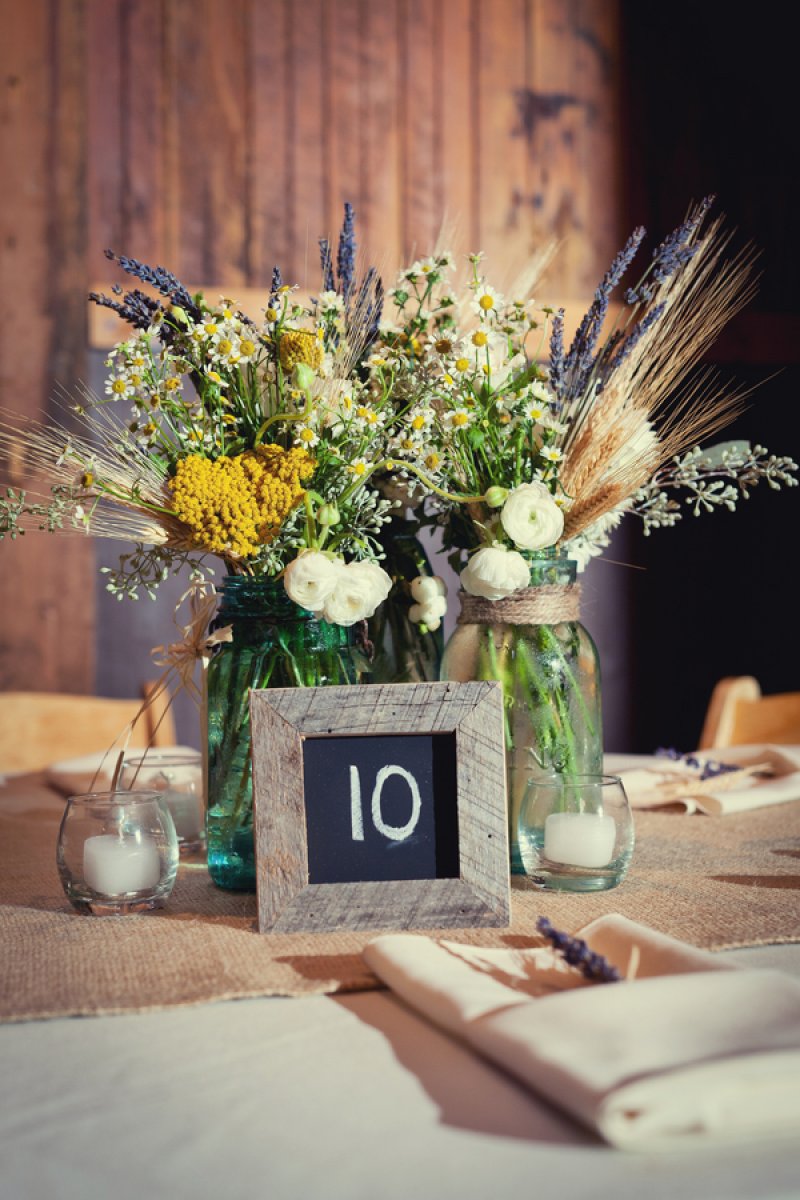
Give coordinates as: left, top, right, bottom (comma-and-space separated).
2, 776, 799, 1023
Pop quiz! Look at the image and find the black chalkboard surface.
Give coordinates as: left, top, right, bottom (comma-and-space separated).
250, 681, 510, 933
303, 733, 459, 884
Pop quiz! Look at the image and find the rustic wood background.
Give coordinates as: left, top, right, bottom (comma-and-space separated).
1, 0, 797, 752
0, 0, 623, 700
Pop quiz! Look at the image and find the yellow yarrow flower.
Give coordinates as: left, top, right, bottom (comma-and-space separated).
278, 329, 323, 372
169, 445, 315, 558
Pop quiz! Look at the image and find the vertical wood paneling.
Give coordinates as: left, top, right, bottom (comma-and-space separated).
288, 0, 326, 286
437, 0, 477, 253
0, 0, 94, 693
477, 0, 534, 284
1, 0, 624, 699
360, 0, 402, 275
527, 0, 622, 299
401, 0, 438, 258
167, 0, 249, 285
86, 0, 123, 260
124, 0, 166, 263
249, 0, 291, 284
323, 0, 361, 260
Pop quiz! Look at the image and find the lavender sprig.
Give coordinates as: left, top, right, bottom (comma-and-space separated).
319, 238, 335, 293
561, 225, 646, 400
536, 917, 622, 982
651, 194, 715, 284
268, 265, 283, 308
87, 290, 155, 331
336, 202, 357, 302
655, 746, 740, 780
548, 308, 565, 402
606, 301, 666, 371
101, 250, 201, 322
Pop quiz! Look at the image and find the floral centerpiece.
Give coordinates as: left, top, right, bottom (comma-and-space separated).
374, 198, 798, 869
0, 219, 402, 888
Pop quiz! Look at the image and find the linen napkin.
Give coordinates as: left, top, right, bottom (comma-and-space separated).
620, 745, 800, 814
44, 746, 199, 796
363, 914, 800, 1150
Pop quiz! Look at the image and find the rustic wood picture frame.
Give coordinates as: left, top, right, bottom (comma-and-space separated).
250, 680, 510, 933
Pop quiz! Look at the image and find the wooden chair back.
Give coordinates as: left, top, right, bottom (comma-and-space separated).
698, 676, 800, 749
0, 683, 176, 774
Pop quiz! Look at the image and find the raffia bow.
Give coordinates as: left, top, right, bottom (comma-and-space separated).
150, 582, 233, 706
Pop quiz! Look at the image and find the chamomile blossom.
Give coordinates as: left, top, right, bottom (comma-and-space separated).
471, 282, 503, 319
317, 290, 345, 314
443, 408, 473, 431
294, 425, 319, 449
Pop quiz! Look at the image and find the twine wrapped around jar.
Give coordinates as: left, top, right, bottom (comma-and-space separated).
457, 583, 582, 626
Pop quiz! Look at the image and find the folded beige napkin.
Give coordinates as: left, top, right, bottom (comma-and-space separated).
44, 746, 199, 796
620, 745, 800, 814
363, 914, 800, 1150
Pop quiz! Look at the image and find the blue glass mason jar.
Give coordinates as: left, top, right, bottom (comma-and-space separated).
205, 577, 365, 890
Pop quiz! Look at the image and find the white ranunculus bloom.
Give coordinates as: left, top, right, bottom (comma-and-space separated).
410, 574, 447, 603
283, 551, 344, 612
460, 545, 530, 601
500, 481, 564, 551
322, 561, 392, 626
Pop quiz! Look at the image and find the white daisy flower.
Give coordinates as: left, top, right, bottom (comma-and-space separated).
471, 282, 503, 318
526, 400, 548, 422
444, 408, 472, 431
540, 413, 569, 435
104, 374, 134, 400
318, 290, 345, 314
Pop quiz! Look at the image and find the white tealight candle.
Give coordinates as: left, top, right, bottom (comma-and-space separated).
83, 834, 162, 896
543, 811, 617, 868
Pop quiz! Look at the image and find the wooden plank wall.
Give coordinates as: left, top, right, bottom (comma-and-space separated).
0, 0, 623, 695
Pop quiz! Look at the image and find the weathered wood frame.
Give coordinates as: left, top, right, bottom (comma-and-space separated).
250, 681, 510, 933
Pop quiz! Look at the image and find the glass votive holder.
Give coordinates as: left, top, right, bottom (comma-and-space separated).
517, 774, 635, 892
57, 791, 179, 915
120, 750, 205, 855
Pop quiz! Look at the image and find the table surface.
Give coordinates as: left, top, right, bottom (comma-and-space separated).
2, 755, 800, 1200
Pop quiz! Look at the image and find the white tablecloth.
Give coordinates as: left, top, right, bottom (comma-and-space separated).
2, 754, 800, 1199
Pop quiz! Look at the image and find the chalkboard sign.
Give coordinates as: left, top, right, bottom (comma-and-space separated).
249, 681, 509, 933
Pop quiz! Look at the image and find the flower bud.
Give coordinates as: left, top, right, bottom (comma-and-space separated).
292, 362, 315, 392
317, 502, 340, 526
484, 486, 508, 509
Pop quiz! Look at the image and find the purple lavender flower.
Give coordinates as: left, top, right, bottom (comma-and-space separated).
319, 238, 335, 293
536, 916, 622, 982
548, 308, 565, 402
655, 746, 740, 780
336, 202, 357, 301
650, 194, 715, 284
607, 301, 666, 371
100, 250, 201, 322
268, 265, 283, 308
561, 226, 646, 400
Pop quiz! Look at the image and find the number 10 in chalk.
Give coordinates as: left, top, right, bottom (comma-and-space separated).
349, 764, 422, 842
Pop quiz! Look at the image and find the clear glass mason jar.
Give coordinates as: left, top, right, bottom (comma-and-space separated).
440, 550, 603, 874
205, 577, 367, 891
